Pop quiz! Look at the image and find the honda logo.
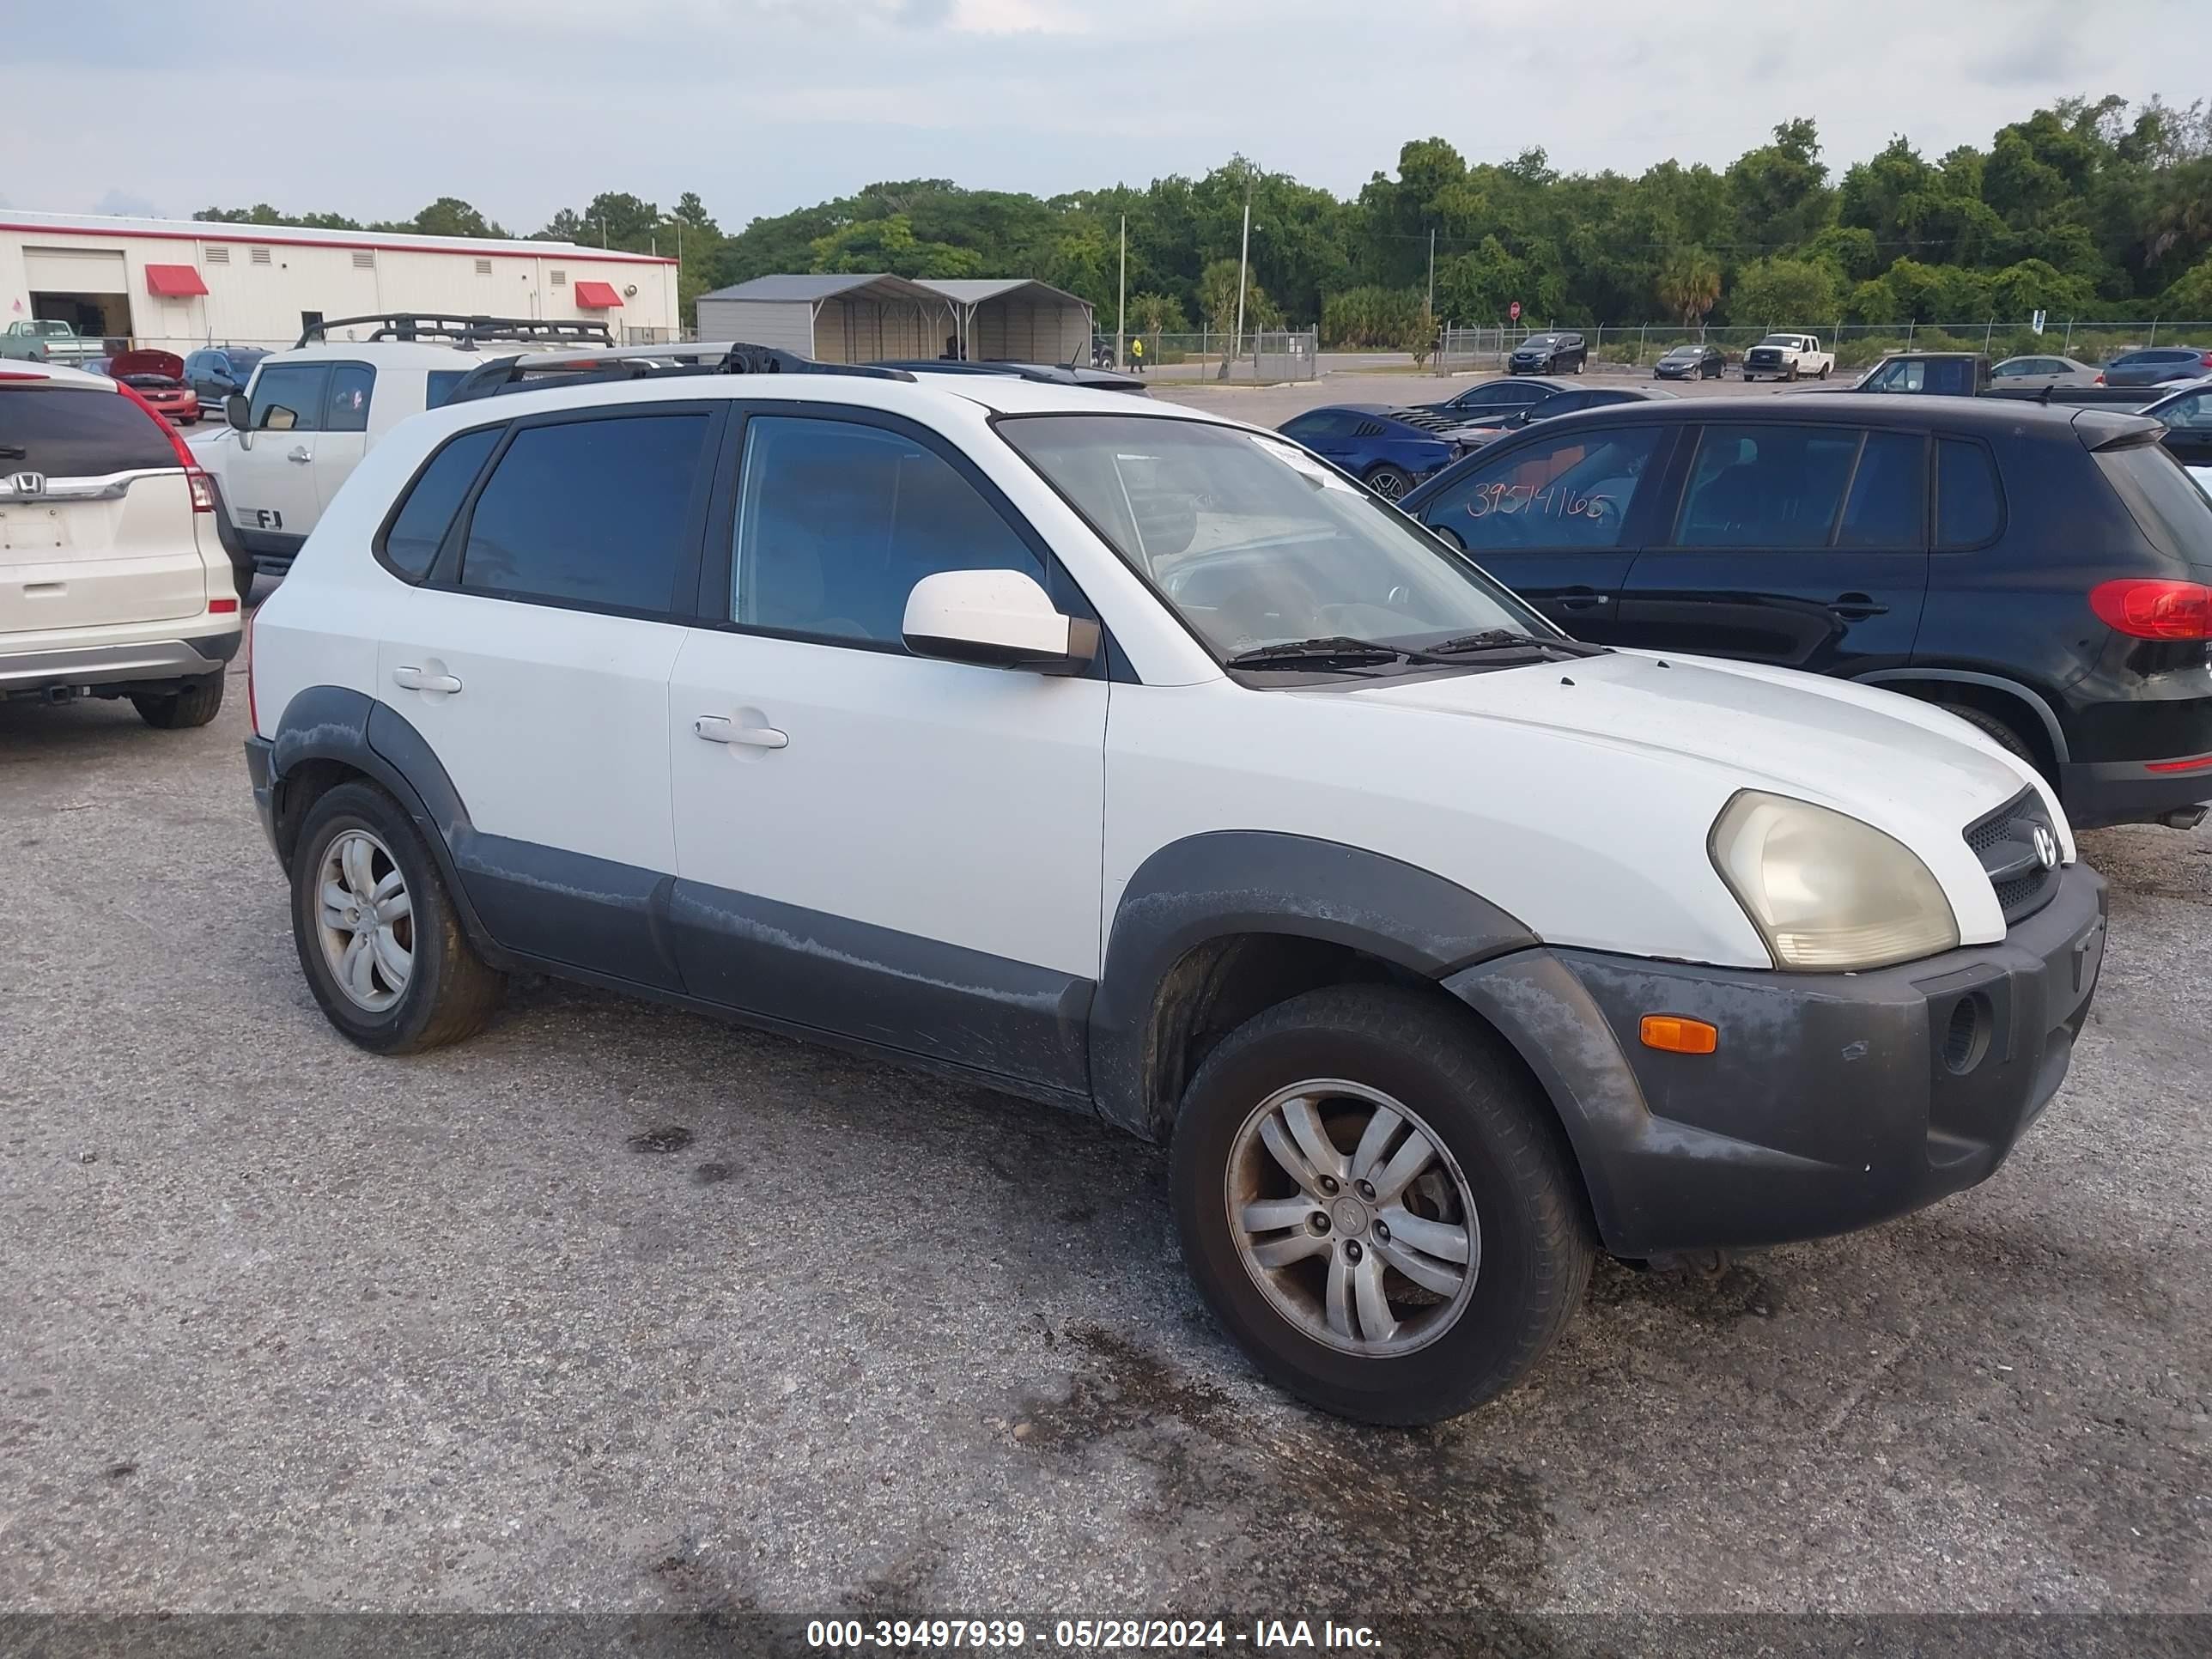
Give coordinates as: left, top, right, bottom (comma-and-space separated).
4, 471, 45, 498
2032, 824, 2058, 871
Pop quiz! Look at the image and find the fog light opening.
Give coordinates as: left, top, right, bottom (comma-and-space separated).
1942, 993, 1993, 1076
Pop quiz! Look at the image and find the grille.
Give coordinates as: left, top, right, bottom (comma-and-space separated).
1962, 788, 2061, 923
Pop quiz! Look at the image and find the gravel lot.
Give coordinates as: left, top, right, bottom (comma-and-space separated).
3, 379, 2208, 1626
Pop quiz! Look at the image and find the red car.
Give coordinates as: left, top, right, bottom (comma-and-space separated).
100, 349, 202, 425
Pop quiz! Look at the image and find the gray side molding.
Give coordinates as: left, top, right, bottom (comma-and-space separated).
1089, 830, 1536, 1138
1856, 668, 2069, 763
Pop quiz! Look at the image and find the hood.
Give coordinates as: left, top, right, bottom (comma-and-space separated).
106, 349, 184, 382
1340, 649, 2041, 838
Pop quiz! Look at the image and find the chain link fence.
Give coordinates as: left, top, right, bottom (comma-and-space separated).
1092, 329, 1320, 381
1437, 320, 2212, 375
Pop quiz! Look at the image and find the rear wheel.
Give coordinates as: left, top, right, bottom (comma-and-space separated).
1942, 702, 2037, 768
1364, 464, 1415, 502
1817, 362, 1831, 380
131, 672, 224, 729
1170, 986, 1595, 1425
290, 781, 506, 1054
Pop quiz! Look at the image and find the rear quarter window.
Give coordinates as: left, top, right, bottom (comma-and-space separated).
2097, 439, 2212, 562
376, 425, 503, 581
0, 385, 179, 477
1936, 438, 2003, 549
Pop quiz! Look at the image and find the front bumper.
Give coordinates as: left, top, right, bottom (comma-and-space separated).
1445, 862, 2107, 1258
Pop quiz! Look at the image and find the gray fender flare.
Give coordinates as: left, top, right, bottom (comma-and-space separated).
1088, 830, 1536, 1139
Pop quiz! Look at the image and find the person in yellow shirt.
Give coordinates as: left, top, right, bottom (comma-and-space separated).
1129, 337, 1145, 373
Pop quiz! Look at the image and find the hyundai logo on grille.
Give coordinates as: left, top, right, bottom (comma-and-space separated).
2033, 824, 2058, 870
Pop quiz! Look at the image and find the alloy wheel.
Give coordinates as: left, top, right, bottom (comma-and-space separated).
1224, 1079, 1480, 1356
314, 829, 414, 1012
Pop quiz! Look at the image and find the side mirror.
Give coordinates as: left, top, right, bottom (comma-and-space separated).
902, 568, 1099, 677
225, 393, 250, 431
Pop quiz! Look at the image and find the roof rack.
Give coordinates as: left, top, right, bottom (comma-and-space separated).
439, 341, 916, 404
292, 313, 616, 349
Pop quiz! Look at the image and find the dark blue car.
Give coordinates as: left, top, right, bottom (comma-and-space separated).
1275, 404, 1484, 501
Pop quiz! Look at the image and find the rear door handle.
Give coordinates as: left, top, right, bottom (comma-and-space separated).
1828, 592, 1889, 620
392, 665, 462, 694
1556, 589, 1610, 611
286, 446, 312, 464
694, 716, 787, 749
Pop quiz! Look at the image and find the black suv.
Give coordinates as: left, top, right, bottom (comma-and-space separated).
1508, 332, 1585, 375
1397, 395, 2212, 828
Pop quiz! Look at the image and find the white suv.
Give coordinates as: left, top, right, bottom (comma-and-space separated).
243, 347, 2108, 1423
199, 314, 611, 578
2, 361, 243, 726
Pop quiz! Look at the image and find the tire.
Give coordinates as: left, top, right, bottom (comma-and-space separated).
1170, 985, 1595, 1425
1571, 357, 1584, 374
1942, 702, 2038, 768
131, 672, 225, 729
1364, 464, 1415, 502
289, 780, 506, 1054
1817, 362, 1831, 380
1786, 363, 1800, 382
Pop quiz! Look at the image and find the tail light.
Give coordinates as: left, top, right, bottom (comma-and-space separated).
2202, 352, 2212, 368
2089, 579, 2212, 640
2094, 372, 2106, 385
114, 379, 215, 511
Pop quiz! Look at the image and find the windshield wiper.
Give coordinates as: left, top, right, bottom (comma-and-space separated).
1421, 629, 1608, 659
0, 444, 26, 461
1224, 635, 1409, 669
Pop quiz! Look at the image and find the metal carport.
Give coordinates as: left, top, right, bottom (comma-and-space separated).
920, 279, 1094, 365
692, 274, 960, 363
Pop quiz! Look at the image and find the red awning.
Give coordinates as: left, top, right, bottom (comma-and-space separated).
572, 279, 623, 308
144, 264, 209, 297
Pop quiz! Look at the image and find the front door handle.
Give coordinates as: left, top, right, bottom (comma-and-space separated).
1556, 589, 1610, 611
392, 665, 463, 694
286, 445, 312, 464
1828, 592, 1889, 620
693, 715, 787, 750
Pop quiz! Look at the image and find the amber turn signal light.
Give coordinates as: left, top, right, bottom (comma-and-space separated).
1640, 1014, 1718, 1054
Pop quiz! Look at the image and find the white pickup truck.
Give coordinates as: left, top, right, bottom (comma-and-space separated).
1741, 332, 1834, 382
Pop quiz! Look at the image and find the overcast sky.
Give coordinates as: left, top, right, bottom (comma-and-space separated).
7, 0, 2205, 234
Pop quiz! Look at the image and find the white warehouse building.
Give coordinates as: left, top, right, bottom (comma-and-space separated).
0, 211, 680, 352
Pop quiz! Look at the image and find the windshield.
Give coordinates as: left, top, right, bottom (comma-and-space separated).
1757, 335, 1800, 346
999, 413, 1546, 662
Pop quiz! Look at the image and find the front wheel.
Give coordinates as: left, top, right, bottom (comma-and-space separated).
1170, 987, 1595, 1425
1786, 363, 1800, 381
1364, 464, 1415, 502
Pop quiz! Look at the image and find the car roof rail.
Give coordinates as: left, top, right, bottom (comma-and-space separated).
292, 313, 617, 349
438, 341, 916, 404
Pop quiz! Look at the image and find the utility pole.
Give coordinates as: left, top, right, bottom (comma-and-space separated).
1232, 195, 1251, 368
1116, 214, 1126, 371
1426, 227, 1436, 318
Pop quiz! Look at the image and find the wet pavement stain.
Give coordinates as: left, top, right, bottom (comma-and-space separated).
1019, 1324, 1552, 1613
626, 1125, 695, 1155
691, 1162, 734, 1186
1585, 1259, 1783, 1325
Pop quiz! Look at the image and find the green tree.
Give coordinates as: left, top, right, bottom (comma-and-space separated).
1727, 257, 1840, 329
1656, 248, 1722, 325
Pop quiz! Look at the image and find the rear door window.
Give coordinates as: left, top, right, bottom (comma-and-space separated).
459, 412, 711, 612
248, 364, 328, 432
1835, 431, 1928, 548
1936, 438, 2004, 548
0, 386, 177, 477
377, 425, 501, 580
1675, 425, 1858, 548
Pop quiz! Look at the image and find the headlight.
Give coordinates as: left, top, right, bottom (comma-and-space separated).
1708, 792, 1959, 971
